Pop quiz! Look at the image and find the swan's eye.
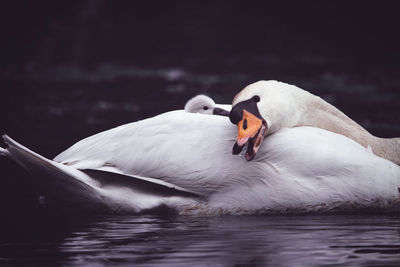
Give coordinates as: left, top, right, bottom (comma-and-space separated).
243, 119, 248, 130
253, 95, 260, 102
203, 106, 209, 110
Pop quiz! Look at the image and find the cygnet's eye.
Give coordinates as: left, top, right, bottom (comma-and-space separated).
253, 95, 260, 102
203, 106, 209, 110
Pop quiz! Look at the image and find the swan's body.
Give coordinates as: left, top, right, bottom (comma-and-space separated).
2, 104, 399, 214
231, 80, 400, 164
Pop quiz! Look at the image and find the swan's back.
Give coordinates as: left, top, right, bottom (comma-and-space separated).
55, 111, 238, 194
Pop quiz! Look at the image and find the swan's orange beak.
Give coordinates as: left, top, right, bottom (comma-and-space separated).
232, 109, 268, 161
236, 110, 263, 147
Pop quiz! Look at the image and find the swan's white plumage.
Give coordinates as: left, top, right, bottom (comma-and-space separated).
52, 110, 400, 214
2, 94, 400, 214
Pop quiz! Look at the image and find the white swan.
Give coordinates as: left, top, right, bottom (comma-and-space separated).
230, 80, 400, 164
1, 95, 399, 215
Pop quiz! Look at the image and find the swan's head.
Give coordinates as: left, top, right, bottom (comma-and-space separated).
230, 80, 304, 160
184, 95, 230, 116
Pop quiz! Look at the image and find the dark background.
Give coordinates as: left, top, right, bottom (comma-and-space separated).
1, 1, 400, 217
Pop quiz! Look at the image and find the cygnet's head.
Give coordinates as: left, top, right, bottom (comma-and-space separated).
184, 95, 229, 116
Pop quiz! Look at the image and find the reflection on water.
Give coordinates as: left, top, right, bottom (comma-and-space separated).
1, 215, 400, 266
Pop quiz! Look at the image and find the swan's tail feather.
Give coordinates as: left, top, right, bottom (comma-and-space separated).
1, 135, 106, 210
0, 146, 9, 156
0, 135, 9, 156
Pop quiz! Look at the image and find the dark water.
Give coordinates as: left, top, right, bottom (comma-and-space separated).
1, 2, 400, 266
1, 215, 400, 266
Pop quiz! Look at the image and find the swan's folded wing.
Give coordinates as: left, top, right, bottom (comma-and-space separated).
2, 135, 203, 203
82, 169, 204, 199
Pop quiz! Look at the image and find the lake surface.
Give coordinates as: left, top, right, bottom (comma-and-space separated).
1, 215, 400, 266
0, 215, 400, 266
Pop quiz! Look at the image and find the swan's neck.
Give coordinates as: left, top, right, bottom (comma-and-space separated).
300, 95, 400, 165
373, 137, 400, 165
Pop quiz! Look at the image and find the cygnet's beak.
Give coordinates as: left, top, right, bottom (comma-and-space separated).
232, 109, 268, 161
213, 107, 230, 117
